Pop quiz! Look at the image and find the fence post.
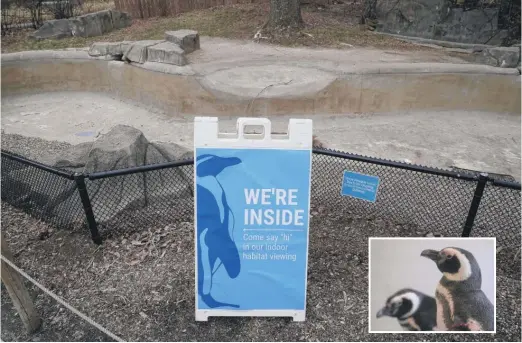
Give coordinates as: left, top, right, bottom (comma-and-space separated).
1, 232, 42, 333
462, 173, 489, 237
74, 173, 102, 245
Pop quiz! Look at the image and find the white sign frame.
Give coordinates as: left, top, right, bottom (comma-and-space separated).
193, 117, 313, 322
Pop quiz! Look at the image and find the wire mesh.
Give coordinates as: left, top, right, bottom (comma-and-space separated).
1, 153, 86, 229
85, 163, 194, 235
311, 152, 478, 238
1, 149, 520, 246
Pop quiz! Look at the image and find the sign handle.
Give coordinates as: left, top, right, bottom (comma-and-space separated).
237, 118, 272, 141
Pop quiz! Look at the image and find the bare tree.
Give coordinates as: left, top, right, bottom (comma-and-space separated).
266, 0, 304, 29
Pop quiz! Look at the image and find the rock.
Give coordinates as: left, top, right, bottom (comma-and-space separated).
147, 41, 187, 66
71, 9, 113, 37
476, 47, 521, 68
123, 40, 163, 64
88, 41, 133, 59
5, 125, 193, 225
28, 19, 73, 40
29, 9, 131, 40
375, 0, 509, 45
111, 10, 132, 29
165, 30, 200, 54
46, 142, 93, 172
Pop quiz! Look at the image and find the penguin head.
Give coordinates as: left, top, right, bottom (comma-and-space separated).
420, 247, 481, 284
196, 154, 242, 177
376, 289, 422, 320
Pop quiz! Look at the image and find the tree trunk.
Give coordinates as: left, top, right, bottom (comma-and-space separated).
267, 0, 303, 29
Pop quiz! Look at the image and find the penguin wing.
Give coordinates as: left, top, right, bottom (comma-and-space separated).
414, 296, 437, 331
454, 290, 494, 331
415, 310, 437, 331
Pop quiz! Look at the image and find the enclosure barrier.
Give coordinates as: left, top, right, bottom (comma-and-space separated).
1, 148, 520, 246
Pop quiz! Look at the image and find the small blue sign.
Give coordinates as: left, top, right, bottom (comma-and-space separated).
195, 148, 311, 311
341, 170, 380, 203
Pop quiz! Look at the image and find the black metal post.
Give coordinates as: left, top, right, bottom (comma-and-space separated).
462, 173, 488, 237
74, 173, 102, 245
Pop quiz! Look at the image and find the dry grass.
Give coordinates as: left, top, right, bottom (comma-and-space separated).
2, 0, 114, 23
1, 3, 425, 53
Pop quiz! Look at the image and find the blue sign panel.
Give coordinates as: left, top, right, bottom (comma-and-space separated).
195, 148, 311, 312
341, 170, 380, 203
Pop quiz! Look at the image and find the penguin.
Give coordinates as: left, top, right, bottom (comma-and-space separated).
196, 154, 243, 309
420, 247, 494, 331
376, 288, 437, 331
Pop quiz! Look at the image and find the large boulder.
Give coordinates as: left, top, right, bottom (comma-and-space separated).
89, 30, 199, 64
28, 19, 73, 40
165, 30, 200, 54
122, 40, 164, 63
70, 9, 114, 37
111, 9, 132, 29
29, 9, 131, 40
5, 125, 193, 225
147, 41, 187, 66
375, 0, 508, 45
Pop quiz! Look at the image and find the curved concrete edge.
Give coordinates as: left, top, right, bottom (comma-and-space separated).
1, 50, 520, 77
199, 66, 338, 99
335, 62, 521, 76
1, 49, 93, 61
1, 49, 196, 76
2, 56, 520, 115
127, 61, 195, 76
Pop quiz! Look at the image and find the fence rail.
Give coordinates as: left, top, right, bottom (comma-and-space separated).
1, 148, 520, 246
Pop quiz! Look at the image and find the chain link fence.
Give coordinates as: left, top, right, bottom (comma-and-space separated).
1, 148, 520, 246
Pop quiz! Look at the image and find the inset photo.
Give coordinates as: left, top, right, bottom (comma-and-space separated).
369, 237, 495, 333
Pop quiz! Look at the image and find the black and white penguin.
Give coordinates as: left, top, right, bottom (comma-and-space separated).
421, 247, 494, 331
376, 288, 437, 331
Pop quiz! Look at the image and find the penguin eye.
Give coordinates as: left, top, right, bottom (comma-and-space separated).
441, 251, 454, 260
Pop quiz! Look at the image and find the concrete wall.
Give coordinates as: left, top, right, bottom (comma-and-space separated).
1, 56, 520, 115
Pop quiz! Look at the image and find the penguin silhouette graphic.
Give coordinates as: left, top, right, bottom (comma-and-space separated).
421, 247, 494, 331
196, 154, 242, 308
376, 288, 437, 331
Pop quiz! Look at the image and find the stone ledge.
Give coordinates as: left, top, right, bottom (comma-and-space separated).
87, 30, 200, 67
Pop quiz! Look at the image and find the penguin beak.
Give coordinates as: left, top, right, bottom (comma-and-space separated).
421, 249, 440, 262
376, 306, 391, 318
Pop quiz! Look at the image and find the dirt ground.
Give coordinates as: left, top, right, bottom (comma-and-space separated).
0, 2, 468, 53
1, 197, 520, 342
2, 93, 520, 180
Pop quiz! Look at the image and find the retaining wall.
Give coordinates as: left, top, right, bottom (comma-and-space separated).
2, 50, 520, 115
